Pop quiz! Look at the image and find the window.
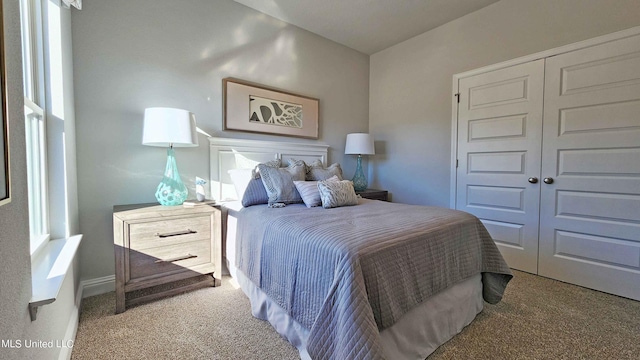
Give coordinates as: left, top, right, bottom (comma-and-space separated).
20, 0, 50, 255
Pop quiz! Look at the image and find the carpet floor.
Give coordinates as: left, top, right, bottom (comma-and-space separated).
71, 270, 640, 359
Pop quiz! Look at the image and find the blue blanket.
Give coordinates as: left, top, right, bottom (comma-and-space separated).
234, 199, 512, 360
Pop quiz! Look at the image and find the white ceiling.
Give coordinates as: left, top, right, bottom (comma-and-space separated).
233, 0, 500, 54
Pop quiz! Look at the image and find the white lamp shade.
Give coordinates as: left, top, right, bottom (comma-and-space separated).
142, 107, 199, 147
345, 133, 374, 155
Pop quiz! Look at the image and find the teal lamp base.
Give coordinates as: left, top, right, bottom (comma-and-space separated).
155, 147, 188, 206
352, 155, 368, 192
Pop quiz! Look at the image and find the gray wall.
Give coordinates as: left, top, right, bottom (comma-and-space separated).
369, 0, 640, 207
72, 0, 370, 280
0, 1, 80, 359
0, 0, 32, 354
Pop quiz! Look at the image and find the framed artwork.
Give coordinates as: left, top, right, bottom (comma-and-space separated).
223, 78, 319, 139
0, 2, 9, 207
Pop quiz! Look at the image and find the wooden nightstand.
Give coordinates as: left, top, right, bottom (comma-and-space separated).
356, 189, 389, 201
113, 203, 222, 313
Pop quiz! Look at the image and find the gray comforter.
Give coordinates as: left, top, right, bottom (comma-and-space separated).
234, 199, 512, 360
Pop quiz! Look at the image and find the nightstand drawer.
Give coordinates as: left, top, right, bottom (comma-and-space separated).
129, 215, 211, 250
129, 239, 212, 280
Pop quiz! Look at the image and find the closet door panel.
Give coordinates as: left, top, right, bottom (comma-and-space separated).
456, 60, 545, 273
540, 34, 640, 301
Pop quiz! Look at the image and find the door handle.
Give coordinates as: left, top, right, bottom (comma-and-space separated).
543, 177, 554, 184
528, 177, 538, 184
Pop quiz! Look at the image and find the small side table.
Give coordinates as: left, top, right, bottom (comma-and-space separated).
356, 189, 389, 202
113, 203, 222, 313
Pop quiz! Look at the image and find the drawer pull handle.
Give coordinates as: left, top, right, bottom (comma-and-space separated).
155, 229, 197, 238
155, 254, 197, 263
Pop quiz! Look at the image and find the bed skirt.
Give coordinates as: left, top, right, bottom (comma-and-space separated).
229, 264, 483, 360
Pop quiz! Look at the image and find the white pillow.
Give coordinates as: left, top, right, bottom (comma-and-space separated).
294, 175, 340, 208
228, 168, 253, 199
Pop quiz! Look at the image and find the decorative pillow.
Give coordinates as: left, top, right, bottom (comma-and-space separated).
305, 159, 344, 181
252, 159, 281, 179
240, 178, 269, 207
293, 175, 340, 208
258, 160, 306, 205
228, 159, 281, 207
317, 180, 358, 209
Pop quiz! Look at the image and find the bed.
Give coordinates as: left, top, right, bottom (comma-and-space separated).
209, 137, 512, 360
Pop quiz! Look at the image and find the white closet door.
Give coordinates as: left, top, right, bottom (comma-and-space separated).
540, 34, 640, 300
456, 60, 545, 273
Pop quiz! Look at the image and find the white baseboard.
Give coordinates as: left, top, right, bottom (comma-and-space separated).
81, 275, 115, 298
58, 306, 80, 360
56, 275, 114, 360
58, 279, 84, 360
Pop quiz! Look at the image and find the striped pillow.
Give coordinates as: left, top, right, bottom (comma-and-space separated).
294, 175, 340, 208
317, 180, 358, 209
241, 177, 269, 207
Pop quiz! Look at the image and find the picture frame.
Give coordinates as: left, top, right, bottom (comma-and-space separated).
223, 78, 319, 139
0, 2, 10, 207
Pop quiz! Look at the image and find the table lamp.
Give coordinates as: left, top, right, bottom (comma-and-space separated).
142, 107, 198, 206
345, 133, 374, 192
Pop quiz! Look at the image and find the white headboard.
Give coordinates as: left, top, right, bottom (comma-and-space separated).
209, 137, 330, 201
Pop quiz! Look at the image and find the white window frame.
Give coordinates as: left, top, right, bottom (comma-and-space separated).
20, 0, 51, 256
